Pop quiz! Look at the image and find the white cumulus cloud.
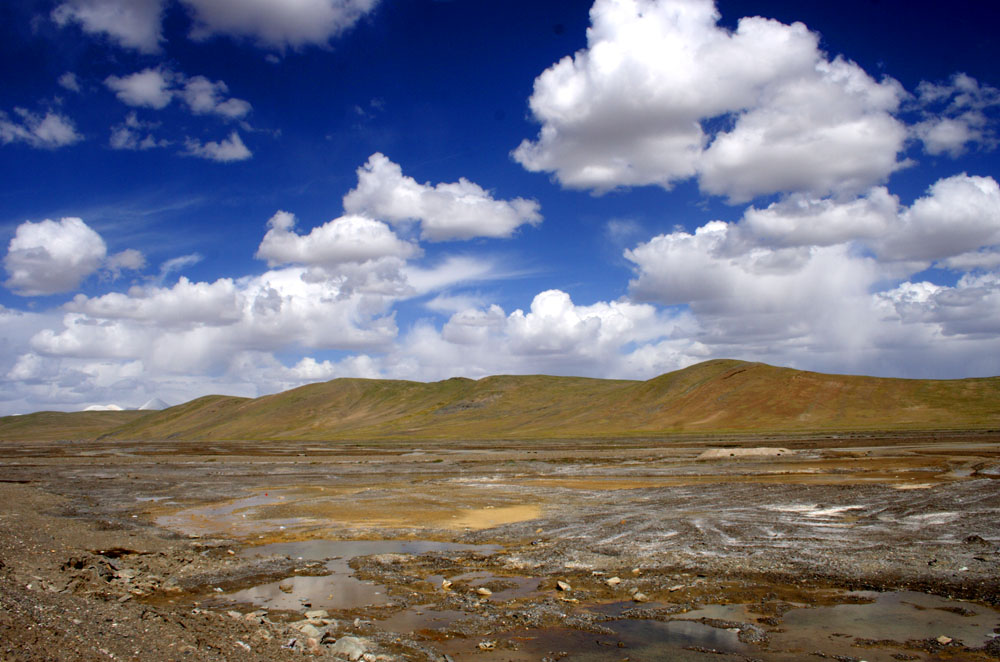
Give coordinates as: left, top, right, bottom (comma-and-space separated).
384, 289, 695, 381
52, 0, 164, 53
343, 153, 542, 241
109, 112, 168, 150
184, 131, 252, 162
0, 108, 81, 149
623, 172, 1000, 376
105, 68, 175, 109
877, 174, 1000, 263
4, 218, 108, 296
913, 73, 1000, 157
514, 0, 907, 201
257, 210, 419, 267
105, 68, 252, 119
180, 0, 380, 50
179, 76, 253, 118
58, 72, 81, 93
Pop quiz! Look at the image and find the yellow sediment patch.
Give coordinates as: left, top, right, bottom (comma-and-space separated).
448, 504, 541, 530
153, 483, 542, 539
697, 447, 792, 460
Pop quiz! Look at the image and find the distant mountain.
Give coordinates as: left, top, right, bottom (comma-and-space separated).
138, 397, 170, 411
83, 404, 124, 412
1, 360, 998, 442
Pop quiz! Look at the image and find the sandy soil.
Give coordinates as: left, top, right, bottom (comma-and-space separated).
1, 432, 999, 661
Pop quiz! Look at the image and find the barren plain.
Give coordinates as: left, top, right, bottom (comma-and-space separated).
2, 431, 999, 661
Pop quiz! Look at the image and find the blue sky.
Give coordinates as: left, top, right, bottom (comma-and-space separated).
1, 0, 999, 413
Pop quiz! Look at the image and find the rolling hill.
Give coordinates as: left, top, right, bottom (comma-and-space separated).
1, 360, 998, 442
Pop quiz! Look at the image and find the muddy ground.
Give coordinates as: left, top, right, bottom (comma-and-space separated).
1, 431, 999, 661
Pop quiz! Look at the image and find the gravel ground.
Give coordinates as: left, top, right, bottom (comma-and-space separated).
2, 433, 999, 661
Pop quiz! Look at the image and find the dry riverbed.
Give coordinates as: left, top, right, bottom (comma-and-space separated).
1, 432, 999, 661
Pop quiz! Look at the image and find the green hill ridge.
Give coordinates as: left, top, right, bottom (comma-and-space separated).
2, 360, 999, 442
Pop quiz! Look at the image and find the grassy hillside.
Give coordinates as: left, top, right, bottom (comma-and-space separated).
3, 360, 999, 442
0, 410, 149, 442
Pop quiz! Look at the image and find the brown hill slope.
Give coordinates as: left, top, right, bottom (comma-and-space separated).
2, 360, 998, 442
0, 410, 148, 442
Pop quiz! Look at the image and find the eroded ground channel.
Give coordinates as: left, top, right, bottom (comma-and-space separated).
2, 433, 999, 661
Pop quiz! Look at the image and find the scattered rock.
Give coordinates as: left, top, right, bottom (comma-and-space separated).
963, 534, 991, 546
329, 636, 369, 661
632, 592, 649, 602
305, 609, 329, 620
556, 580, 571, 591
441, 579, 453, 590
936, 635, 953, 645
605, 576, 621, 587
477, 641, 496, 651
476, 587, 492, 596
296, 622, 321, 638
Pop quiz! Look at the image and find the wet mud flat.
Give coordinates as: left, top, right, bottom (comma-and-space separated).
1, 431, 1000, 661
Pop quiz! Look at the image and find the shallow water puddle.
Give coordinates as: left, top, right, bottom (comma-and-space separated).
214, 539, 497, 612
375, 605, 467, 635
154, 489, 297, 537
771, 590, 1000, 658
438, 617, 751, 662
434, 590, 1000, 662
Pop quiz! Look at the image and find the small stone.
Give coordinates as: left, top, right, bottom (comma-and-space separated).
632, 592, 649, 602
297, 623, 321, 638
227, 610, 243, 620
278, 583, 293, 594
556, 580, 572, 591
305, 609, 329, 620
441, 579, 453, 590
605, 577, 621, 587
305, 637, 321, 653
330, 636, 368, 661
477, 641, 496, 651
227, 549, 236, 555
476, 587, 492, 596
936, 635, 953, 645
631, 568, 641, 576
667, 584, 685, 592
